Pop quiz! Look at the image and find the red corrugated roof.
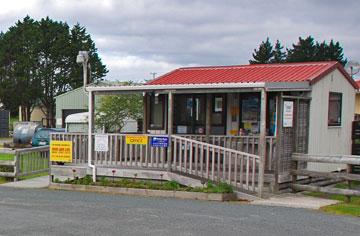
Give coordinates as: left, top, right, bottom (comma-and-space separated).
147, 61, 358, 89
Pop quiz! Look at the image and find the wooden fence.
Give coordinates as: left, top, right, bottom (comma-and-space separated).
51, 133, 169, 169
291, 153, 360, 198
180, 135, 276, 171
0, 146, 49, 180
51, 133, 265, 196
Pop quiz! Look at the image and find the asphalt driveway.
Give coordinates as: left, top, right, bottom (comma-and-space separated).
0, 187, 358, 236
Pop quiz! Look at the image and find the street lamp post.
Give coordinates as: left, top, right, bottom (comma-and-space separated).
76, 51, 96, 182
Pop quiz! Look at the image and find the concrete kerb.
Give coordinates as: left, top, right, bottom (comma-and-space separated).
49, 183, 238, 202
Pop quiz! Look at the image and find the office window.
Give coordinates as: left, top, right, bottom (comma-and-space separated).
328, 92, 342, 126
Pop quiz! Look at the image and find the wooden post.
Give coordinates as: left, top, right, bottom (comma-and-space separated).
142, 93, 148, 134
88, 90, 95, 181
167, 91, 174, 171
14, 152, 19, 182
206, 94, 212, 142
346, 164, 352, 203
273, 92, 283, 192
258, 88, 267, 198
291, 159, 298, 193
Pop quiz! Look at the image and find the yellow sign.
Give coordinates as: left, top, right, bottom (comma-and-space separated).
126, 135, 148, 145
50, 140, 73, 162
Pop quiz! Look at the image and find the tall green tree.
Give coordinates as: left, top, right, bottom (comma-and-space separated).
271, 40, 286, 63
249, 36, 347, 66
249, 37, 273, 64
315, 40, 347, 66
96, 82, 143, 133
0, 16, 108, 126
286, 36, 317, 62
0, 16, 41, 118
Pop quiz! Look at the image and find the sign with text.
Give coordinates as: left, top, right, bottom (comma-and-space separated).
150, 136, 169, 148
283, 101, 294, 128
126, 135, 148, 145
50, 140, 73, 162
95, 134, 109, 152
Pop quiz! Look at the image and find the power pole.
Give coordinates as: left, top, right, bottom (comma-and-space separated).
150, 72, 157, 79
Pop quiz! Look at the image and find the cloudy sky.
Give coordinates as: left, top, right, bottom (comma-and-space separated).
0, 0, 359, 81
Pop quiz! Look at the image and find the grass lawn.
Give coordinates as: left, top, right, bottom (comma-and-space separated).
0, 152, 48, 184
0, 153, 14, 161
305, 181, 360, 217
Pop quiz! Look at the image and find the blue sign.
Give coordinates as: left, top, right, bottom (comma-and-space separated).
151, 136, 169, 148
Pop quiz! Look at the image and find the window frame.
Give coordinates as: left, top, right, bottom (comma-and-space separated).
328, 92, 342, 127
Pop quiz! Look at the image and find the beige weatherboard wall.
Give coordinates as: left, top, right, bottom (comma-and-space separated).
307, 69, 356, 171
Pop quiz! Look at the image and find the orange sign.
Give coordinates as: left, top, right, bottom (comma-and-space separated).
126, 135, 148, 145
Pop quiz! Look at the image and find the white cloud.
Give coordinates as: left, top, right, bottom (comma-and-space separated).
0, 0, 359, 81
102, 54, 197, 81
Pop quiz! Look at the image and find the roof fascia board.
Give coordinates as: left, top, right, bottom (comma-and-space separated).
87, 82, 266, 92
265, 82, 310, 91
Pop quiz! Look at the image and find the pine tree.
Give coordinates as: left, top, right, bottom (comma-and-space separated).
286, 36, 317, 62
249, 37, 274, 64
271, 40, 286, 63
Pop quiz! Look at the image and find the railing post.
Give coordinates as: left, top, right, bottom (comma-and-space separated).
291, 156, 298, 193
14, 151, 19, 182
167, 91, 174, 171
258, 88, 267, 198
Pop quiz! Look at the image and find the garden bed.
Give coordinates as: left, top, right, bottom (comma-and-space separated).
49, 176, 237, 202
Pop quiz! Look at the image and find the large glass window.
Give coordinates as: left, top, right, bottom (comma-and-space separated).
174, 94, 206, 134
328, 92, 342, 126
239, 93, 260, 134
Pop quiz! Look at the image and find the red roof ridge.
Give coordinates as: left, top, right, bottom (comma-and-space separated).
177, 61, 338, 71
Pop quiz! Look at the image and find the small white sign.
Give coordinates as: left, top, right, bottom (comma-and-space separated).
95, 134, 109, 152
283, 101, 294, 128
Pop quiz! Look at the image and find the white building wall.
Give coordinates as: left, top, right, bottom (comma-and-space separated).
308, 69, 355, 171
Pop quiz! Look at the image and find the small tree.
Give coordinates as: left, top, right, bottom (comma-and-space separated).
96, 82, 143, 132
249, 37, 274, 64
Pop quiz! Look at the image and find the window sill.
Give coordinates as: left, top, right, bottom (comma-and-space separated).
328, 125, 342, 129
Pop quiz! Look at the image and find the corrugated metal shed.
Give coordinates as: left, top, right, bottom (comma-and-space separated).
146, 61, 357, 89
55, 87, 88, 127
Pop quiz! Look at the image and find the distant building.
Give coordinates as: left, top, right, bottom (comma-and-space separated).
55, 87, 88, 128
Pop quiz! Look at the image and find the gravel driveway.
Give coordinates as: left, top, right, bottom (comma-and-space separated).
0, 187, 359, 236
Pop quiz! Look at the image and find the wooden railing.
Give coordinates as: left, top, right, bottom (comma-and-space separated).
172, 135, 264, 196
51, 133, 265, 196
0, 146, 49, 180
50, 133, 169, 169
180, 135, 276, 171
291, 153, 360, 199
